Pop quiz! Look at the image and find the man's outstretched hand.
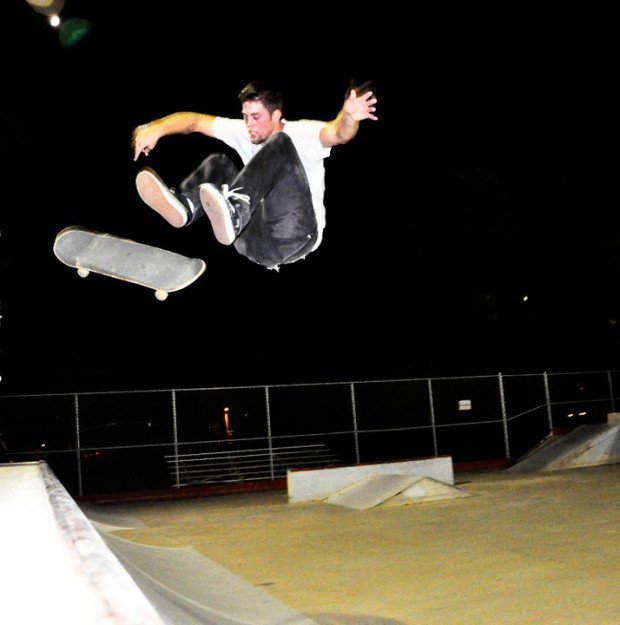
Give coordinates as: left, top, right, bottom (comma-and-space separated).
345, 89, 378, 122
132, 124, 159, 161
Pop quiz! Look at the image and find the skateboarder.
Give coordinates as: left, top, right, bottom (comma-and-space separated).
132, 80, 378, 270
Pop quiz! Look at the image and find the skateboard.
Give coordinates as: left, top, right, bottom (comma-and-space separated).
53, 226, 206, 300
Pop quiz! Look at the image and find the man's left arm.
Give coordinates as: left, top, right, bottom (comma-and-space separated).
320, 87, 378, 148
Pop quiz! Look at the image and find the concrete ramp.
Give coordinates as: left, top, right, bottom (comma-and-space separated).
0, 462, 165, 625
385, 477, 470, 506
325, 474, 421, 509
508, 422, 620, 473
0, 461, 317, 625
288, 456, 454, 503
98, 531, 317, 625
325, 474, 469, 510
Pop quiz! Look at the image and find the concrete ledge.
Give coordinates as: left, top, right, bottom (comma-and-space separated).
287, 456, 454, 503
0, 462, 165, 625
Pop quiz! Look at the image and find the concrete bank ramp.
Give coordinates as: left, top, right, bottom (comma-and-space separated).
81, 500, 320, 624
325, 474, 469, 510
0, 461, 318, 625
0, 462, 166, 625
507, 422, 620, 473
97, 530, 318, 625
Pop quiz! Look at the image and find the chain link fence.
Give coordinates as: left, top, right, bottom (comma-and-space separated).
0, 370, 616, 497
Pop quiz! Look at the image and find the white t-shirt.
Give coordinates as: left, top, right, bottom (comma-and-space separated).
212, 117, 331, 245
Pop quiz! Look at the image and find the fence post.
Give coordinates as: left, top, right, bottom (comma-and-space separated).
498, 373, 510, 459
427, 379, 438, 457
171, 390, 180, 489
349, 383, 360, 464
543, 372, 553, 434
264, 386, 275, 480
607, 370, 615, 413
74, 393, 83, 497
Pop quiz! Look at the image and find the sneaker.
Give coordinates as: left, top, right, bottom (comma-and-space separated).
136, 168, 190, 228
199, 183, 248, 245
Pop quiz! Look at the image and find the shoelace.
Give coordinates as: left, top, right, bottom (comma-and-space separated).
221, 185, 250, 209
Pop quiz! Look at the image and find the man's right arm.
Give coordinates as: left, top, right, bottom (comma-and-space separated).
132, 112, 217, 161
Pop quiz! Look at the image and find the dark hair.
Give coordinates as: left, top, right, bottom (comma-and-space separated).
238, 81, 283, 115
345, 79, 374, 99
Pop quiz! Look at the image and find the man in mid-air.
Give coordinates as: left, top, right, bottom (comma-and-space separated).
132, 80, 378, 270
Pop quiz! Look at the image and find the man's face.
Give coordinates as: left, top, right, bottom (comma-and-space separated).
242, 100, 281, 144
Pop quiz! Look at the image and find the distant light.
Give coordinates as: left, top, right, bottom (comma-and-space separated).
522, 295, 529, 302
578, 411, 587, 416
41, 443, 47, 448
49, 14, 60, 27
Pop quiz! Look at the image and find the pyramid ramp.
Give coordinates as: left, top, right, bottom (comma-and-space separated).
384, 477, 471, 506
507, 423, 620, 473
325, 474, 421, 509
325, 474, 469, 510
288, 456, 454, 503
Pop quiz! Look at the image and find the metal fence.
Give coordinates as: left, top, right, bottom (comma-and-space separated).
0, 370, 617, 497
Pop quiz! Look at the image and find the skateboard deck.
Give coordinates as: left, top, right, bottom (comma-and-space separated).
54, 226, 206, 300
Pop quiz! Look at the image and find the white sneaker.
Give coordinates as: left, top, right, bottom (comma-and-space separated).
199, 183, 246, 245
136, 168, 190, 228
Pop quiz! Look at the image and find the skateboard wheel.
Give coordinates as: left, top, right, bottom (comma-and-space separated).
155, 290, 169, 301
77, 268, 90, 278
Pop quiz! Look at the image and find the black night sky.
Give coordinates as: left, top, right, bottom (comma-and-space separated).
0, 2, 615, 394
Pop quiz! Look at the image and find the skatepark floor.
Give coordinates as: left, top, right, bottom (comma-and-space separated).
84, 463, 620, 625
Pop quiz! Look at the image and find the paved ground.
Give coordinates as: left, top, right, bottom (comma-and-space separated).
95, 464, 620, 625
